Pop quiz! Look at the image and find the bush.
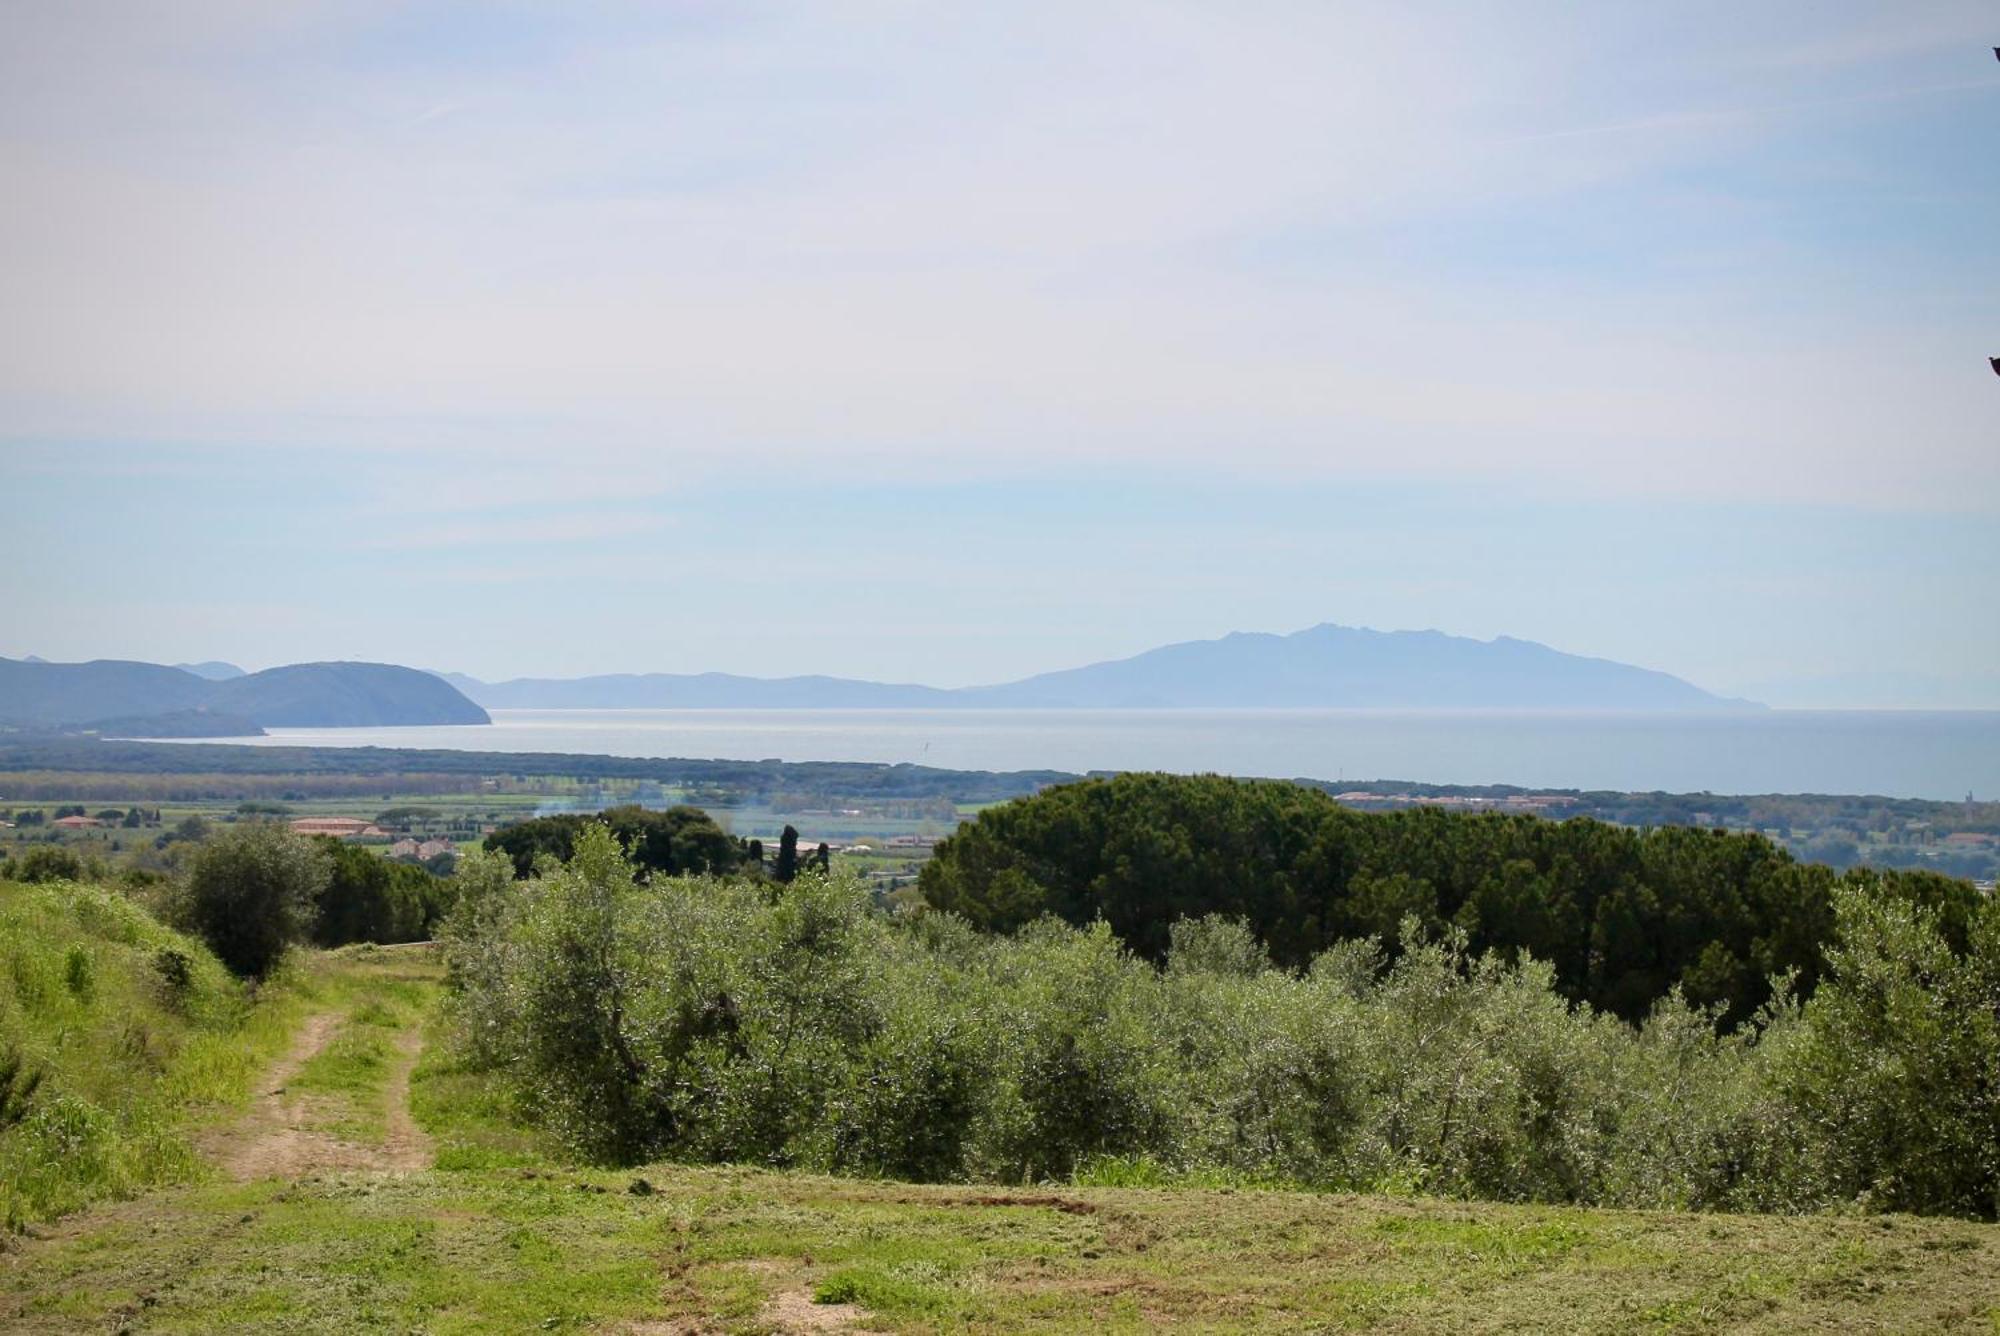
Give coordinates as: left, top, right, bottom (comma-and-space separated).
312, 838, 452, 947
13, 846, 85, 884
153, 948, 194, 997
1758, 879, 2000, 1217
0, 1046, 44, 1129
448, 820, 2000, 1219
178, 823, 328, 978
62, 946, 94, 1002
483, 805, 744, 880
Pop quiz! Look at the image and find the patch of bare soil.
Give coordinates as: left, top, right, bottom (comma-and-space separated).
376, 1022, 434, 1172
898, 1192, 1098, 1216
619, 1261, 861, 1335
207, 1009, 433, 1181
200, 1009, 342, 1179
758, 1289, 861, 1333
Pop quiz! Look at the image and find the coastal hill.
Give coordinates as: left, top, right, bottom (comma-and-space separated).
174, 660, 246, 681
0, 659, 490, 735
436, 670, 955, 710
445, 624, 1757, 711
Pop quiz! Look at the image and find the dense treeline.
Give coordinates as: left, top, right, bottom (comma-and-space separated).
167, 825, 455, 976
919, 774, 1980, 1024
311, 838, 454, 947
1307, 779, 2000, 838
0, 738, 1067, 803
0, 768, 487, 802
2, 821, 455, 976
483, 805, 746, 879
444, 826, 2000, 1219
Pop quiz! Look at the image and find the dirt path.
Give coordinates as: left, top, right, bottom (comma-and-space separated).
376, 1022, 433, 1172
207, 1004, 433, 1181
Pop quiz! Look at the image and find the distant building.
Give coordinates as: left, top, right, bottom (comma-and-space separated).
387, 838, 421, 859
291, 817, 389, 840
416, 839, 457, 861
292, 817, 370, 836
52, 815, 102, 829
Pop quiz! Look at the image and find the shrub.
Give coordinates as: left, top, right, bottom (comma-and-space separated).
13, 846, 84, 884
62, 946, 94, 1001
312, 838, 451, 947
451, 823, 2000, 1219
483, 805, 743, 880
153, 948, 194, 997
1759, 880, 2000, 1217
178, 823, 328, 978
0, 1045, 44, 1129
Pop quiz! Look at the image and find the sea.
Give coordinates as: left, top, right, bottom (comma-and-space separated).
166, 708, 2000, 801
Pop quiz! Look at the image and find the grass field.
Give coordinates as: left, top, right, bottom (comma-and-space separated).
3, 927, 1997, 1332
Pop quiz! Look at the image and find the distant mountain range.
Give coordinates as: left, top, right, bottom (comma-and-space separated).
3, 627, 1753, 731
441, 625, 1758, 711
0, 659, 489, 735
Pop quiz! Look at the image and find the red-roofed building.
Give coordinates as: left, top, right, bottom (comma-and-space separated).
291, 817, 389, 841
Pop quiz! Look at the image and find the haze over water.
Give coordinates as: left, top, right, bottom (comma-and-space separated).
183, 708, 2000, 801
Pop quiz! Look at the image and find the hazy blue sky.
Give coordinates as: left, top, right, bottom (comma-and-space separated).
3, 2, 1995, 700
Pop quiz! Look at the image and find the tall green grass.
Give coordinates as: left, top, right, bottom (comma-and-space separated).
0, 877, 325, 1229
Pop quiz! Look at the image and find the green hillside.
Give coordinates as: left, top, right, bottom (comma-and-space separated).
206, 662, 489, 726
0, 660, 213, 730
0, 658, 489, 732
0, 878, 320, 1228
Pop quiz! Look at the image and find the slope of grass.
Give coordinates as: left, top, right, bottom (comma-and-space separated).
0, 878, 326, 1229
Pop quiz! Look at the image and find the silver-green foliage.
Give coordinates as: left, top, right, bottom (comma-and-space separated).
447, 829, 2000, 1218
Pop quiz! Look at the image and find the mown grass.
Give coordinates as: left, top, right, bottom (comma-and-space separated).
287, 963, 435, 1144
0, 878, 334, 1229
4, 1155, 1998, 1333
406, 997, 549, 1174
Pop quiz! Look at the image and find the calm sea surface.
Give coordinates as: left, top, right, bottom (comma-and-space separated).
173, 708, 2000, 800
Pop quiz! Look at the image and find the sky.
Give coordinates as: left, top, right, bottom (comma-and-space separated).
2, 1, 1996, 702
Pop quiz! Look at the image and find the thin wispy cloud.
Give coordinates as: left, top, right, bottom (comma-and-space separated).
350, 511, 671, 552
0, 1, 1993, 687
